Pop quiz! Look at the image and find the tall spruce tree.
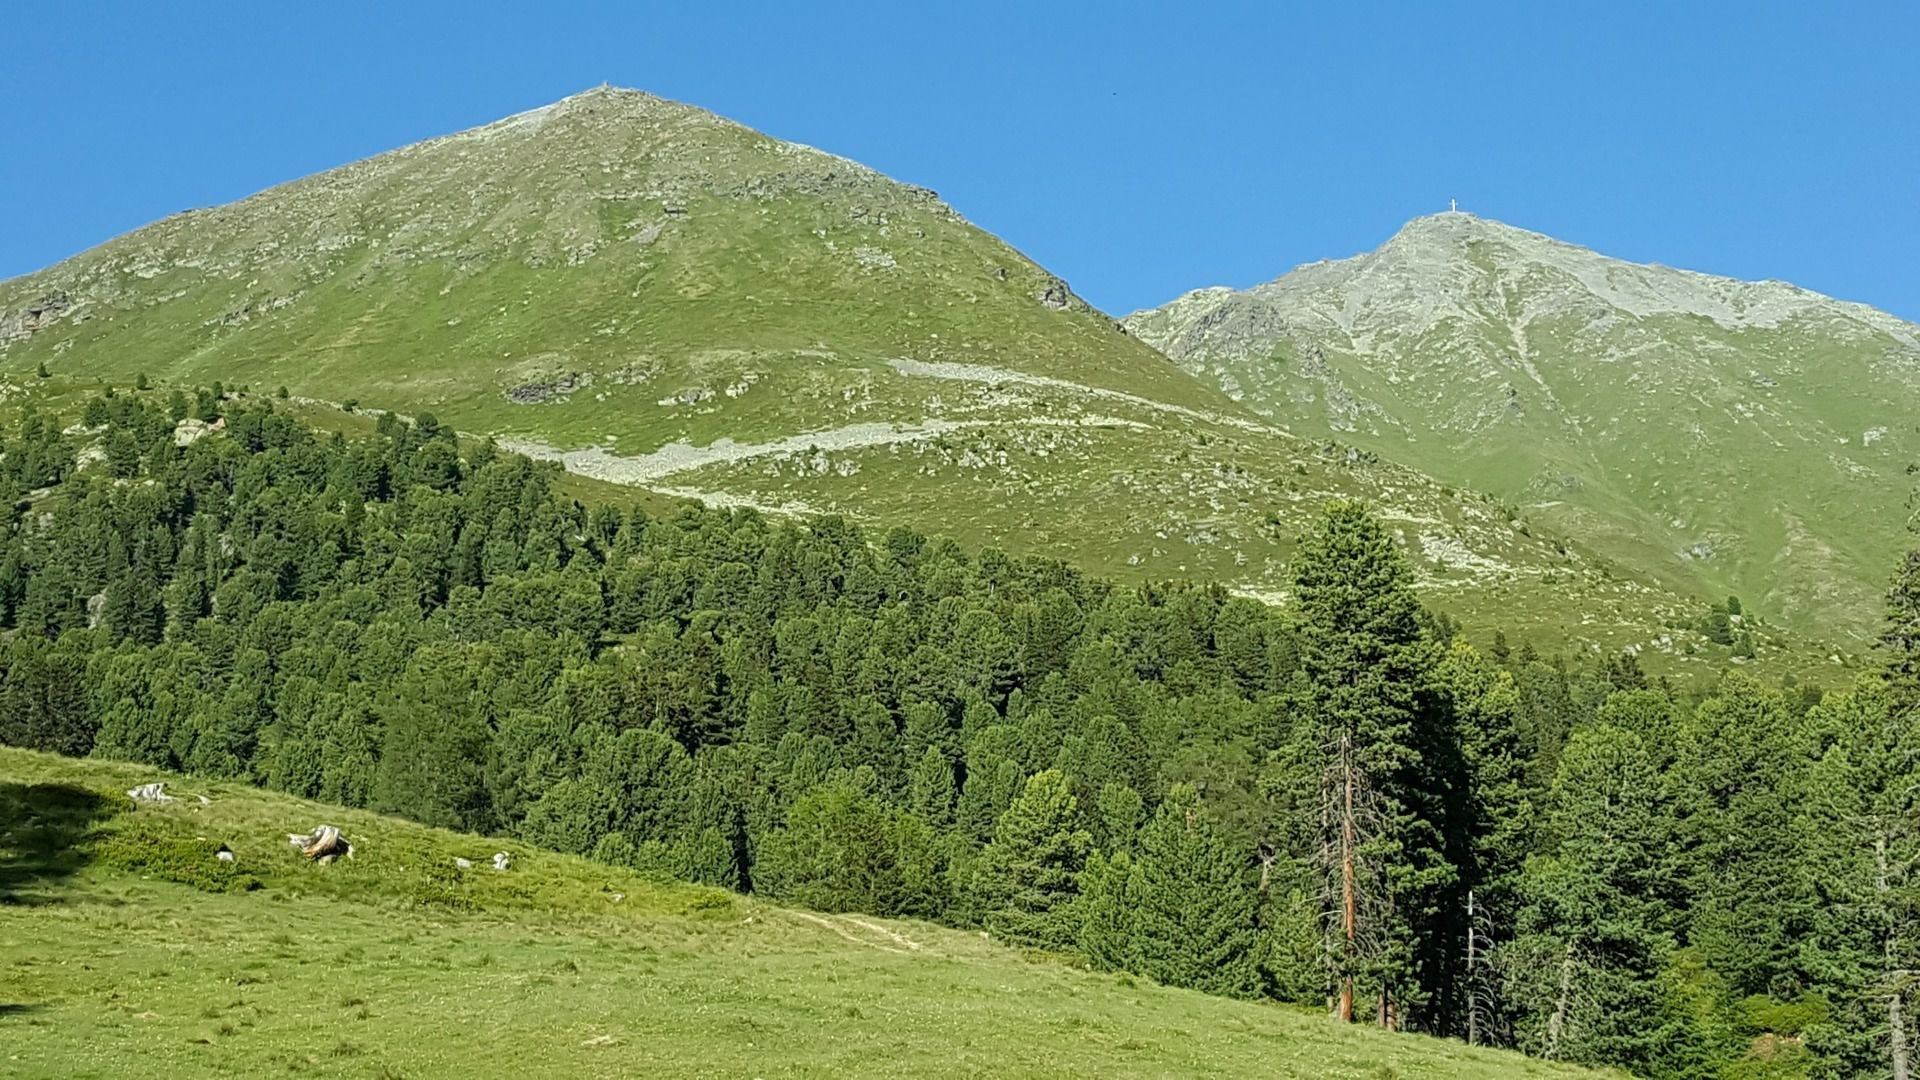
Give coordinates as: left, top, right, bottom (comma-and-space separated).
1799, 678, 1920, 1079
1434, 637, 1533, 1043
1504, 725, 1688, 1070
1808, 489, 1920, 1079
1887, 465, 1920, 702
1287, 500, 1452, 1027
1671, 672, 1812, 996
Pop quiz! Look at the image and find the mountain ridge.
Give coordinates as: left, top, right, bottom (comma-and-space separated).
0, 90, 1824, 669
1132, 212, 1919, 349
1126, 211, 1919, 644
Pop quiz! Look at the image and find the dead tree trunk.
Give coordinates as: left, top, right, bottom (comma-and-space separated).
1878, 834, 1912, 1080
1893, 988, 1910, 1080
1337, 730, 1358, 1023
1466, 890, 1480, 1047
1545, 945, 1576, 1060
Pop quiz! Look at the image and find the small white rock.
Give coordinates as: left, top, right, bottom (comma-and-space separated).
127, 782, 174, 805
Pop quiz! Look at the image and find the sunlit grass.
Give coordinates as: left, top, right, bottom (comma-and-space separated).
0, 747, 1602, 1078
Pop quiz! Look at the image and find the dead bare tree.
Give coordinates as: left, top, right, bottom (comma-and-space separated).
1464, 889, 1499, 1047
1876, 831, 1915, 1080
1316, 725, 1395, 1025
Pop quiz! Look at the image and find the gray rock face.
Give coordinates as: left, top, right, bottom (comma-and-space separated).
3, 290, 74, 342
506, 372, 593, 404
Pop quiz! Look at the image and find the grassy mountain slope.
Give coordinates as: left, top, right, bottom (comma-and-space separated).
0, 89, 1793, 668
0, 748, 1599, 1079
1126, 212, 1920, 647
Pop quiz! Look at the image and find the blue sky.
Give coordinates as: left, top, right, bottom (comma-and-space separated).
4, 2, 1915, 320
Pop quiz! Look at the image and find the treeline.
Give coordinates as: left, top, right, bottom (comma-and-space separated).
1, 389, 1915, 1078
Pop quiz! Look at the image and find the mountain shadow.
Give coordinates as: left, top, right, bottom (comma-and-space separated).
0, 781, 113, 906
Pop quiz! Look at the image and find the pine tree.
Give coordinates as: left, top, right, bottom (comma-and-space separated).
370, 649, 498, 832
1799, 678, 1920, 1079
1077, 849, 1138, 971
1092, 781, 1143, 853
1434, 637, 1533, 1042
955, 750, 1021, 843
1120, 784, 1260, 997
1886, 465, 1920, 705
1672, 673, 1811, 995
1288, 500, 1451, 1026
908, 745, 957, 827
1805, 483, 1920, 1079
755, 779, 912, 915
1438, 640, 1532, 902
1504, 725, 1686, 1069
970, 769, 1090, 948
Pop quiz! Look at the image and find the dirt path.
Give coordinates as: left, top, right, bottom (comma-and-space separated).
497, 413, 1149, 487
885, 357, 1273, 433
785, 911, 928, 955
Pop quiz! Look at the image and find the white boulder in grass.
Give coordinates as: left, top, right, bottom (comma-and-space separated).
286, 825, 353, 863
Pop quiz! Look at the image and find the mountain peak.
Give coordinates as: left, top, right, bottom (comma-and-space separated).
1124, 211, 1920, 648
1188, 213, 1917, 344
433, 83, 724, 149
1386, 210, 1545, 245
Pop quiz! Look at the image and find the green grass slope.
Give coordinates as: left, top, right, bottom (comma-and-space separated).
0, 748, 1602, 1079
0, 89, 1797, 670
1126, 212, 1920, 649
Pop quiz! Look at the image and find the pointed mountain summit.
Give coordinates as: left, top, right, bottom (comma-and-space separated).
1126, 214, 1920, 642
2, 85, 1203, 406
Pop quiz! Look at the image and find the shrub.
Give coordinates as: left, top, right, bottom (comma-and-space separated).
95, 819, 261, 893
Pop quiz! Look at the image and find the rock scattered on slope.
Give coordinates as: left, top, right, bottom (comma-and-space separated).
506, 371, 593, 404
287, 825, 353, 863
127, 782, 175, 805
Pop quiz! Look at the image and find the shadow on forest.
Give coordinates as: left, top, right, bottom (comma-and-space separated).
0, 782, 114, 906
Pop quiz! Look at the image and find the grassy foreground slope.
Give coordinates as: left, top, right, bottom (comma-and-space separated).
0, 748, 1599, 1079
0, 87, 1785, 671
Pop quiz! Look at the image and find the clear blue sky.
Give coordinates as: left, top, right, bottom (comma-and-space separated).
5, 2, 1915, 320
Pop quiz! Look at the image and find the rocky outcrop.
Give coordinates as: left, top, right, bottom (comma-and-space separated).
2, 290, 76, 343
506, 372, 593, 404
1037, 278, 1072, 311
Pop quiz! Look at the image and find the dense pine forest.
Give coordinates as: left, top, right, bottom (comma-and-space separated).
3, 387, 1916, 1078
